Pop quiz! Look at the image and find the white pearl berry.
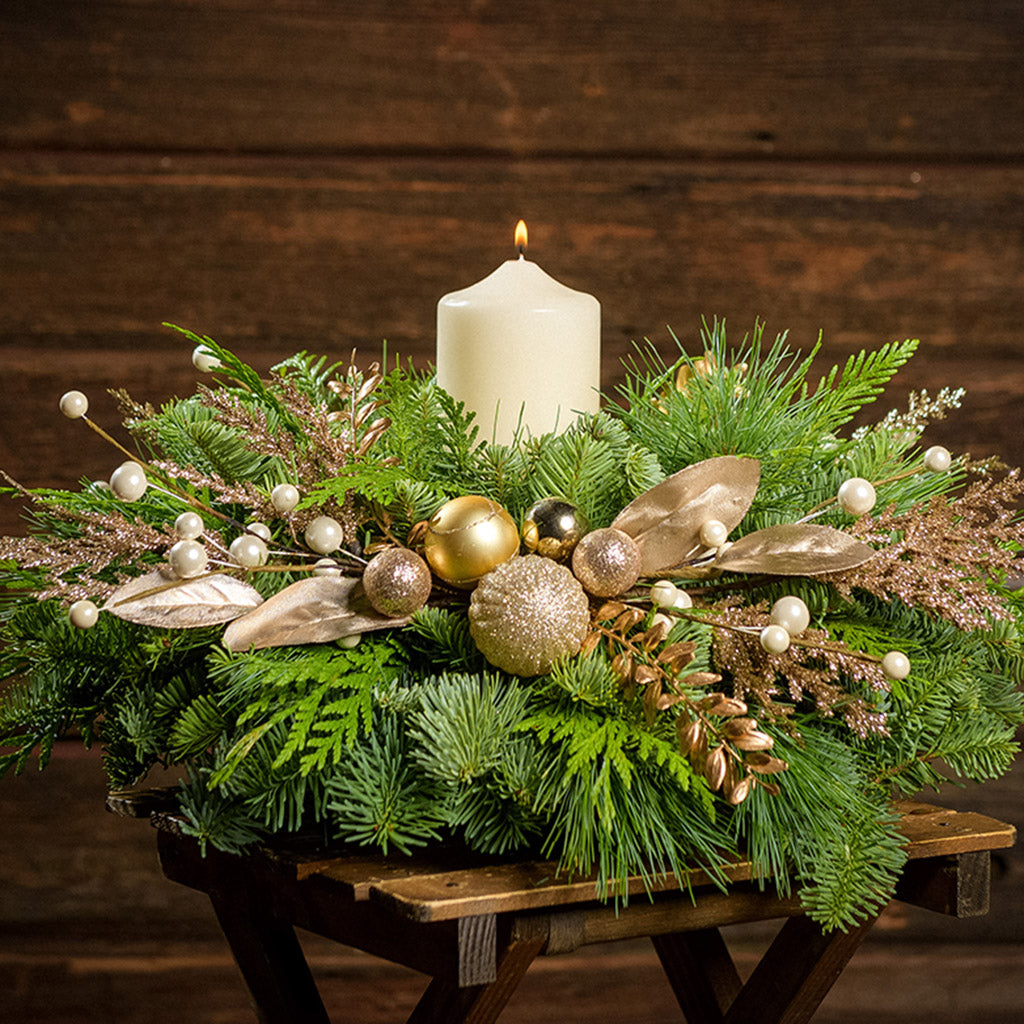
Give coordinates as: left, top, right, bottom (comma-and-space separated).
770, 595, 811, 636
246, 522, 272, 542
699, 519, 729, 548
229, 534, 269, 567
110, 461, 148, 502
650, 580, 679, 608
759, 624, 791, 654
174, 511, 204, 540
69, 599, 99, 629
651, 612, 674, 632
837, 477, 876, 516
923, 445, 952, 473
59, 390, 89, 419
305, 515, 343, 554
271, 483, 300, 514
168, 539, 209, 578
337, 634, 361, 649
881, 650, 911, 681
192, 346, 222, 372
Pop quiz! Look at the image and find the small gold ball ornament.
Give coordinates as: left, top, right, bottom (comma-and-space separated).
362, 547, 432, 617
423, 495, 520, 588
468, 555, 591, 676
521, 498, 587, 562
571, 527, 642, 597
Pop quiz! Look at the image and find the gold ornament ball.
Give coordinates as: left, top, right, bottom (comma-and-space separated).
362, 547, 432, 617
468, 555, 591, 676
423, 495, 520, 588
521, 498, 587, 562
571, 527, 642, 597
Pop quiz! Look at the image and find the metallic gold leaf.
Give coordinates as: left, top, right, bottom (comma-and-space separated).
611, 456, 761, 574
104, 568, 264, 628
596, 601, 628, 621
713, 523, 875, 576
704, 745, 728, 790
682, 671, 724, 688
634, 664, 660, 687
658, 641, 698, 664
708, 698, 749, 717
732, 729, 775, 751
676, 718, 704, 757
610, 651, 633, 683
222, 574, 409, 651
726, 777, 751, 805
746, 752, 789, 774
723, 716, 759, 736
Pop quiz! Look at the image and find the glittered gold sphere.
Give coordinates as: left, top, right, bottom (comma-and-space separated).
571, 527, 643, 597
423, 495, 521, 588
468, 555, 591, 676
521, 498, 587, 562
362, 547, 432, 617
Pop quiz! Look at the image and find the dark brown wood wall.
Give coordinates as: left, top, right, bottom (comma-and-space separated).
2, 4, 1024, 1019
3, 1, 1024, 536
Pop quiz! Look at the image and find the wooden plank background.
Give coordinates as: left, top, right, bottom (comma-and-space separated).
2, 2, 1024, 1020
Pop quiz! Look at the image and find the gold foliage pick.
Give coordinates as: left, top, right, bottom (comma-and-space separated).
104, 569, 264, 627
611, 456, 761, 574
713, 523, 875, 576
222, 574, 410, 652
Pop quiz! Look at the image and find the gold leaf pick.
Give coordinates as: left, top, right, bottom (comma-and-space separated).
222, 574, 410, 652
104, 568, 264, 628
713, 523, 875, 576
611, 456, 761, 574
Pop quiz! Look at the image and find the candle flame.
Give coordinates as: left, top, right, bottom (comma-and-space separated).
514, 220, 528, 254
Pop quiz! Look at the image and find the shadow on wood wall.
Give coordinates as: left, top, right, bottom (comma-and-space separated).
1, 2, 1024, 1020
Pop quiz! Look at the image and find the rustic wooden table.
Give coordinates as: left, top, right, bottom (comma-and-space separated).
107, 795, 1014, 1024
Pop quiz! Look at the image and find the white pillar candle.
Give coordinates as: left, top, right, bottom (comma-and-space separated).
436, 222, 601, 444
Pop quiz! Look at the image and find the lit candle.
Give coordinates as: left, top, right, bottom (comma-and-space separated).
436, 221, 601, 444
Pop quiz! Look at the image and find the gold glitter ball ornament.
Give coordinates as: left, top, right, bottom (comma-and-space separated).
468, 555, 591, 676
571, 527, 642, 597
521, 498, 587, 562
362, 547, 432, 617
423, 495, 520, 588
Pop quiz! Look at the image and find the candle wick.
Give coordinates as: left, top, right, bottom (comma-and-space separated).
517, 246, 526, 260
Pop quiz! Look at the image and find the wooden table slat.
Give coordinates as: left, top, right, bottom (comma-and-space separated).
359, 804, 1014, 922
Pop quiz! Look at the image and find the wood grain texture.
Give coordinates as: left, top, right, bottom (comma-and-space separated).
3, 1, 1023, 159
1, 4, 1023, 1015
722, 915, 878, 1024
4, 153, 1024, 534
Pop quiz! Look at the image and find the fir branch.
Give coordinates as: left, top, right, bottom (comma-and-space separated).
410, 673, 531, 786
325, 713, 445, 855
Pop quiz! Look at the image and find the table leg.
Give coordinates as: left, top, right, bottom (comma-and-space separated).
652, 927, 742, 1022
406, 918, 547, 1024
722, 914, 877, 1024
209, 887, 331, 1024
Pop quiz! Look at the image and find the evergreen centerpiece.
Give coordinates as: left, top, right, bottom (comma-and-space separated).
2, 321, 1022, 932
